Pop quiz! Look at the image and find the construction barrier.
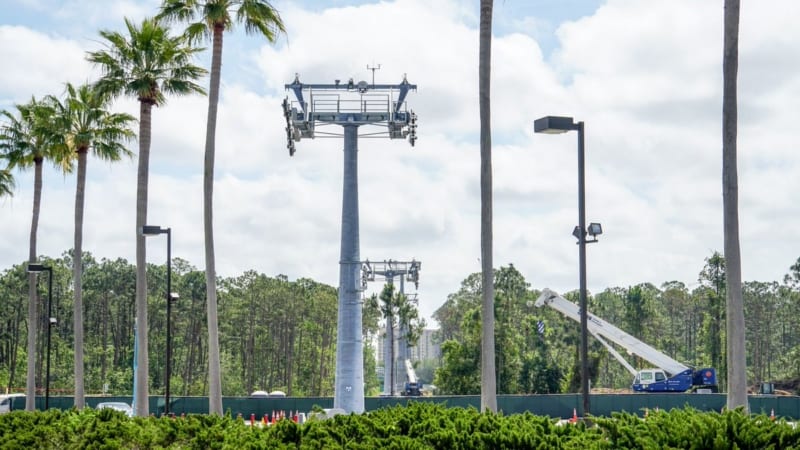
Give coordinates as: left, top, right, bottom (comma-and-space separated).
8, 394, 800, 419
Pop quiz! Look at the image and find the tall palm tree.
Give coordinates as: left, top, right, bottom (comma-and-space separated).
0, 167, 14, 197
88, 17, 206, 416
157, 0, 284, 414
51, 82, 136, 409
722, 0, 747, 410
0, 97, 72, 410
478, 0, 497, 413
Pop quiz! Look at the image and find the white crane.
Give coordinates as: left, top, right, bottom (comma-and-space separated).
535, 288, 717, 392
402, 359, 421, 396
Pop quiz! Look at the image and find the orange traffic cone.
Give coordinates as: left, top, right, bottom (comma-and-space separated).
250, 413, 255, 425
570, 408, 578, 423
770, 409, 776, 421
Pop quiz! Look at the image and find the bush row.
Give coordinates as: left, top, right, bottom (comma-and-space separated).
1, 402, 799, 449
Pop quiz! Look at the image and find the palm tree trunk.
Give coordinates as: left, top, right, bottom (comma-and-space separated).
8, 296, 22, 392
479, 0, 497, 413
73, 149, 87, 408
134, 100, 153, 417
383, 315, 393, 394
26, 158, 43, 411
205, 24, 224, 415
723, 0, 747, 410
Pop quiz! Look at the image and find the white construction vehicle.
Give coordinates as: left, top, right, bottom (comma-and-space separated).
535, 288, 717, 393
402, 359, 421, 396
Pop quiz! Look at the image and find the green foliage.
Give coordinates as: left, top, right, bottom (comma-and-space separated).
5, 249, 800, 399
88, 17, 207, 106
0, 254, 341, 398
3, 404, 799, 449
433, 265, 564, 395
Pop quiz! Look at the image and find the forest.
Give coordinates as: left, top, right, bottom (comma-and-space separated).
0, 251, 382, 398
434, 254, 800, 395
1, 250, 799, 398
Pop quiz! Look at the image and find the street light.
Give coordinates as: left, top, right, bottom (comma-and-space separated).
27, 263, 53, 410
141, 225, 174, 415
534, 115, 602, 417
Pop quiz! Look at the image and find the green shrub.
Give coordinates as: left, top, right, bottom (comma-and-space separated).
1, 403, 799, 449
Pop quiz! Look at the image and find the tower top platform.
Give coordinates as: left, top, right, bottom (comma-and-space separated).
282, 74, 418, 154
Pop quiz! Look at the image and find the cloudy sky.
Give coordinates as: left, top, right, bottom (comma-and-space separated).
1, 0, 798, 323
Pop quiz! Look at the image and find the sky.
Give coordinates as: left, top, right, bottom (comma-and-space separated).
1, 0, 799, 325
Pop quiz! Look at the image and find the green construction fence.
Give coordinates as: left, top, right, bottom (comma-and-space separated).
8, 394, 799, 419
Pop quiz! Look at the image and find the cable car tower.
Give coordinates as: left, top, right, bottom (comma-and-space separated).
283, 73, 417, 413
360, 259, 421, 396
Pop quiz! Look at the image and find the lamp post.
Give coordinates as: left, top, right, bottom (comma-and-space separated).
534, 116, 602, 417
141, 225, 175, 415
27, 263, 53, 409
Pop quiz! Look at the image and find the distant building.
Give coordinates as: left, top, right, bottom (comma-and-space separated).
410, 329, 441, 361
375, 327, 440, 363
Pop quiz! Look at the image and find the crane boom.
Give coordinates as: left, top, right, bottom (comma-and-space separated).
590, 331, 638, 376
535, 288, 689, 376
402, 359, 421, 396
405, 359, 418, 384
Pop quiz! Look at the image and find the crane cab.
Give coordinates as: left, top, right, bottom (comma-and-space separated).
634, 369, 667, 386
632, 368, 696, 392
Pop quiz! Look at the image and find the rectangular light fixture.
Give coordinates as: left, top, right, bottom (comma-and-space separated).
534, 116, 577, 134
141, 225, 166, 236
27, 263, 47, 272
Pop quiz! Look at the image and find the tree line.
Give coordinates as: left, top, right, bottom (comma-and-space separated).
0, 251, 387, 398
3, 250, 798, 400
433, 254, 800, 396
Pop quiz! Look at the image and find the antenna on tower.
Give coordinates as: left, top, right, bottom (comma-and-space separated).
367, 63, 381, 87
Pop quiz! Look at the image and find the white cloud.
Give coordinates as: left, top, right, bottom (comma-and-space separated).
0, 26, 95, 106
2, 0, 800, 325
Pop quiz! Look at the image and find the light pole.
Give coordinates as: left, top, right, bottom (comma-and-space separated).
27, 263, 53, 409
534, 116, 602, 417
141, 225, 176, 416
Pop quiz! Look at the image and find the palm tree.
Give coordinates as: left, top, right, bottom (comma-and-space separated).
722, 0, 747, 410
88, 17, 206, 416
0, 97, 72, 410
378, 285, 396, 395
0, 167, 14, 197
156, 0, 284, 414
51, 82, 136, 409
478, 0, 497, 413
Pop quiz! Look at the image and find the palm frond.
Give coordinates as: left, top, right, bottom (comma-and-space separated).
88, 16, 208, 106
0, 167, 15, 197
0, 97, 73, 173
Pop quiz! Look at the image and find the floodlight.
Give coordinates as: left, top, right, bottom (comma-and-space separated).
588, 222, 603, 237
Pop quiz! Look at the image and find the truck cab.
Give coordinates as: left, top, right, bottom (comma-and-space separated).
0, 394, 25, 414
